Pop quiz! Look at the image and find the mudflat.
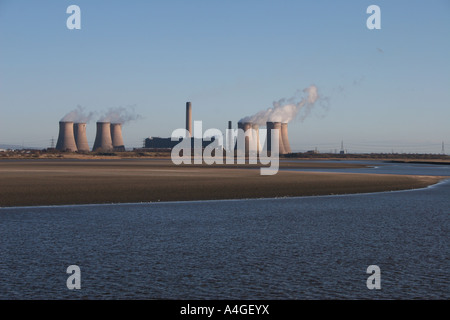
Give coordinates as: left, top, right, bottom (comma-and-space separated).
0, 159, 444, 207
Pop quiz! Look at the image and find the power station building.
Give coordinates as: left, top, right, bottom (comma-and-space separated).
144, 102, 214, 150
143, 101, 293, 155
56, 101, 293, 155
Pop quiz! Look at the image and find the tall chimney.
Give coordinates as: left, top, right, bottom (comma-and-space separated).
56, 121, 78, 152
92, 122, 113, 152
266, 122, 274, 153
266, 121, 286, 154
110, 123, 125, 152
227, 121, 233, 153
73, 123, 89, 152
281, 123, 292, 154
186, 102, 192, 137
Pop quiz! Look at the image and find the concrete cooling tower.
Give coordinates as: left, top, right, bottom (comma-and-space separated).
73, 123, 89, 152
281, 123, 292, 154
92, 122, 113, 152
243, 122, 254, 155
274, 122, 286, 154
56, 121, 78, 152
266, 121, 286, 154
236, 122, 243, 150
110, 123, 125, 152
252, 123, 261, 154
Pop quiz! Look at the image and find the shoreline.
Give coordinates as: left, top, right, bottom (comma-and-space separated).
0, 159, 446, 208
1, 150, 450, 163
2, 178, 448, 209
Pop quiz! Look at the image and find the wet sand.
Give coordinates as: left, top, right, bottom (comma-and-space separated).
0, 159, 444, 207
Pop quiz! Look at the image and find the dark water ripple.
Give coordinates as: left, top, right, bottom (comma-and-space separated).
0, 180, 449, 299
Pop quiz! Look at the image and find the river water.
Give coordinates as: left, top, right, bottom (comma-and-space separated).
0, 161, 448, 299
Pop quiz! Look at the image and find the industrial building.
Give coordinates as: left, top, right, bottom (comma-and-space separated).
55, 100, 293, 155
143, 101, 293, 155
143, 102, 215, 150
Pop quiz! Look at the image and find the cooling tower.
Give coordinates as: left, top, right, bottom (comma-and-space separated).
266, 121, 286, 154
235, 122, 244, 152
92, 122, 113, 152
274, 122, 286, 154
73, 123, 89, 152
56, 121, 78, 152
186, 102, 192, 137
281, 123, 292, 154
243, 122, 255, 155
252, 123, 261, 154
110, 123, 125, 152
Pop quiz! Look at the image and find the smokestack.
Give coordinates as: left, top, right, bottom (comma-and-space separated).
73, 123, 89, 152
266, 121, 286, 154
226, 121, 233, 153
266, 122, 274, 153
56, 121, 78, 152
281, 123, 292, 154
110, 123, 125, 152
186, 102, 192, 137
92, 122, 113, 152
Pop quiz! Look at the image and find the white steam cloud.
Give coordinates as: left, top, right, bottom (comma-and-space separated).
239, 85, 325, 125
99, 105, 142, 124
61, 105, 94, 123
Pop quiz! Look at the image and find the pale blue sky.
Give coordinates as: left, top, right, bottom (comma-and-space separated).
0, 0, 449, 153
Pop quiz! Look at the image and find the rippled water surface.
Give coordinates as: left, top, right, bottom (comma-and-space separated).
282, 160, 450, 176
0, 163, 449, 299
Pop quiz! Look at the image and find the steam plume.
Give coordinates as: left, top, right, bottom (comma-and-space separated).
99, 105, 142, 124
61, 105, 94, 123
240, 85, 324, 125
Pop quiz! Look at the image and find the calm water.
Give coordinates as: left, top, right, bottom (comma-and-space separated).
0, 162, 449, 299
282, 160, 450, 176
